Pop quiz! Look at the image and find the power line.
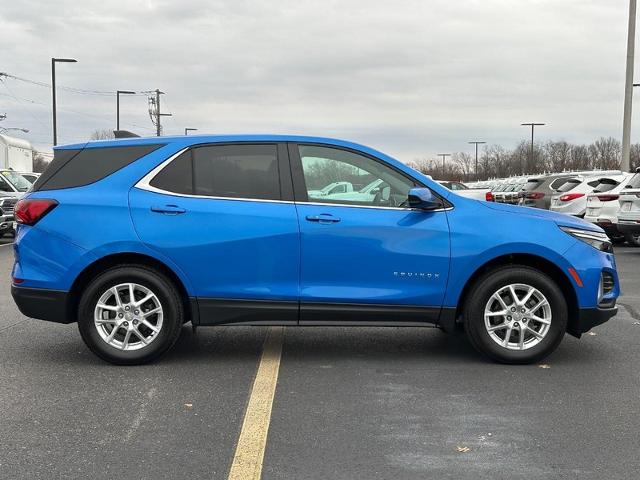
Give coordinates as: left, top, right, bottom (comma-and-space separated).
0, 72, 148, 97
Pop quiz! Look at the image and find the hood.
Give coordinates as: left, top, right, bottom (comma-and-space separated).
480, 201, 602, 232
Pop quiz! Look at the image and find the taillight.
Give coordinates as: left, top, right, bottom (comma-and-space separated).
15, 199, 58, 226
596, 194, 619, 202
485, 192, 494, 202
559, 193, 585, 202
526, 192, 545, 200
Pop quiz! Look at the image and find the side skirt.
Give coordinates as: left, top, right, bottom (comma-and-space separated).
195, 298, 447, 327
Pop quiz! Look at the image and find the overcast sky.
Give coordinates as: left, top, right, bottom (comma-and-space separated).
0, 0, 636, 162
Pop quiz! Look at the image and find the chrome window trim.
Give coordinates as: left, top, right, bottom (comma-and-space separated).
136, 147, 451, 212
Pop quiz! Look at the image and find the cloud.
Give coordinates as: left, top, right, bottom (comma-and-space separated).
0, 0, 632, 162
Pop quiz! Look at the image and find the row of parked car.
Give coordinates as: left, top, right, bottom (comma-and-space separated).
0, 170, 41, 238
460, 170, 640, 246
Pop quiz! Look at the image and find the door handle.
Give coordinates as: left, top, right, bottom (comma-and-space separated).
305, 213, 341, 224
150, 204, 186, 215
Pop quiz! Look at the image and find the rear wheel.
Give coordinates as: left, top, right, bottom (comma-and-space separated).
77, 265, 183, 365
464, 266, 567, 364
625, 233, 640, 247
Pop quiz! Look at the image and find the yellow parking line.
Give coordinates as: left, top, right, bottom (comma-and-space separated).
228, 326, 285, 480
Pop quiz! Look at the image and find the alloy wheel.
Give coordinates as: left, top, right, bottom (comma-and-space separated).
483, 283, 552, 351
94, 283, 164, 351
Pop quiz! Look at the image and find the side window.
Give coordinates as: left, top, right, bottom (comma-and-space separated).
149, 150, 193, 194
298, 145, 416, 207
193, 144, 280, 200
148, 144, 281, 201
0, 177, 13, 192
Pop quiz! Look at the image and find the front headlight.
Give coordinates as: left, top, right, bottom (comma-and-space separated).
560, 226, 613, 253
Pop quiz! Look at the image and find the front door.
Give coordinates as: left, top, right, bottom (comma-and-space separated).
290, 143, 451, 324
130, 142, 300, 324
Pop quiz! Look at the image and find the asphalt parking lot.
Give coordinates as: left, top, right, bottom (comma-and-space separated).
1, 238, 639, 480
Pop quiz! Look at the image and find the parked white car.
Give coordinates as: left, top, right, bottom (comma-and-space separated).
437, 181, 492, 201
583, 173, 634, 242
616, 171, 640, 246
308, 181, 354, 199
550, 173, 626, 217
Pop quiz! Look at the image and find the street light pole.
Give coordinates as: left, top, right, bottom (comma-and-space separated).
51, 57, 77, 146
116, 90, 136, 131
185, 128, 198, 135
521, 123, 545, 175
622, 0, 637, 172
438, 153, 451, 178
468, 141, 486, 181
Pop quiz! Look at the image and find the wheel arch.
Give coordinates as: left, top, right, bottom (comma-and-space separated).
451, 253, 580, 337
67, 252, 196, 325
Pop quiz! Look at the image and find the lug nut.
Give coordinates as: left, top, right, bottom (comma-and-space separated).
125, 306, 130, 311
511, 307, 516, 312
133, 320, 138, 325
134, 310, 139, 315
507, 316, 512, 320
118, 313, 123, 318
514, 322, 519, 327
123, 321, 128, 327
521, 308, 526, 313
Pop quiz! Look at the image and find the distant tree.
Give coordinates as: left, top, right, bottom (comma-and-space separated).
630, 143, 640, 172
90, 129, 115, 140
32, 151, 50, 173
588, 137, 620, 170
453, 152, 474, 181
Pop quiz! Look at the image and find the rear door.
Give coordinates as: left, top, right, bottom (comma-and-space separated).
129, 142, 300, 324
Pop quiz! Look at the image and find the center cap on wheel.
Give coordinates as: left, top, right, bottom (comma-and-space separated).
125, 312, 134, 321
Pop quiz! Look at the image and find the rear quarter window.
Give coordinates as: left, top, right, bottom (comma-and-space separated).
33, 144, 164, 191
555, 179, 581, 192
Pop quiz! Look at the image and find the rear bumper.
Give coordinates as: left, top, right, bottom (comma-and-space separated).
569, 305, 618, 337
11, 285, 72, 324
617, 221, 640, 235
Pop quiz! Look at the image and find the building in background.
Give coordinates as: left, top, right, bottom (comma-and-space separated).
0, 134, 33, 172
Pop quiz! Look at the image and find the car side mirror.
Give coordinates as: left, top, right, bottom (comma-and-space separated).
407, 188, 441, 210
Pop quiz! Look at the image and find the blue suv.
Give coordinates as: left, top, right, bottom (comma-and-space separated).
11, 135, 619, 365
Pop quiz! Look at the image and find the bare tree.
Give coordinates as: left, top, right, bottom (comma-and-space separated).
453, 152, 474, 181
32, 151, 50, 173
90, 129, 115, 140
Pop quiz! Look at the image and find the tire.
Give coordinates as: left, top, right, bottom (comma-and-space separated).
77, 265, 184, 365
464, 266, 567, 364
625, 233, 640, 247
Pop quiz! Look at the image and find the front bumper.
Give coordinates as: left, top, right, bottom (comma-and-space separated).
11, 286, 72, 324
569, 305, 618, 337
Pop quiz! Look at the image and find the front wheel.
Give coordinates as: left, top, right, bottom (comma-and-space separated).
464, 266, 567, 364
77, 265, 184, 365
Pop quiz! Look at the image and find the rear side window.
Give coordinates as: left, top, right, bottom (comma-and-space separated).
149, 150, 193, 194
556, 179, 581, 192
148, 144, 281, 201
193, 144, 280, 200
34, 144, 163, 191
593, 179, 619, 193
627, 173, 640, 189
523, 179, 542, 191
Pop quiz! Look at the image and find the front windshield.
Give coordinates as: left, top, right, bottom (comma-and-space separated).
1, 171, 31, 192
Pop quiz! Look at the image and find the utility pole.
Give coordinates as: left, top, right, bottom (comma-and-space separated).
521, 123, 545, 175
51, 57, 77, 146
148, 89, 172, 136
116, 90, 136, 131
438, 153, 451, 178
468, 141, 486, 181
622, 0, 637, 172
